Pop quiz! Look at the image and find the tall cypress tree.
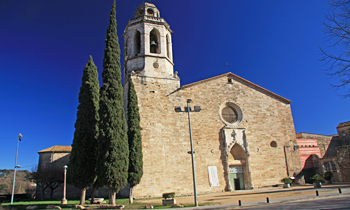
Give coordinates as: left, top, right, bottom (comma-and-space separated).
127, 78, 143, 204
68, 56, 99, 205
97, 1, 129, 205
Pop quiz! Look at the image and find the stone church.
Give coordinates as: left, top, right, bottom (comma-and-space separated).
122, 3, 301, 198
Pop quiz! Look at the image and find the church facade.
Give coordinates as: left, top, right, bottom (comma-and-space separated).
122, 3, 301, 198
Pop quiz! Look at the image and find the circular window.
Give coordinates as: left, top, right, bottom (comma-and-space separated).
270, 141, 277, 148
222, 106, 238, 123
219, 101, 243, 127
147, 9, 154, 15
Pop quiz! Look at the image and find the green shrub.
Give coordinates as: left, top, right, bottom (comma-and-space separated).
162, 192, 175, 199
280, 177, 292, 184
311, 174, 323, 183
324, 171, 333, 180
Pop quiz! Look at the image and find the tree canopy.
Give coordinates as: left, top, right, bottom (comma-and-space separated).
96, 1, 129, 205
67, 56, 99, 204
321, 0, 350, 97
127, 78, 143, 203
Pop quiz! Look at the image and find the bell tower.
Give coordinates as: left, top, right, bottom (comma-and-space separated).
123, 3, 176, 81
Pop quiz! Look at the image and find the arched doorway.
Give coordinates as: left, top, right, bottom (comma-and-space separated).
228, 144, 246, 190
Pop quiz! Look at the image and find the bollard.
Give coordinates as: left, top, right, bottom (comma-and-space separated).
238, 200, 241, 206
266, 197, 270, 203
339, 188, 342, 194
316, 190, 319, 196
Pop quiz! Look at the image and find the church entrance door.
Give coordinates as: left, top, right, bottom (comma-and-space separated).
229, 166, 245, 190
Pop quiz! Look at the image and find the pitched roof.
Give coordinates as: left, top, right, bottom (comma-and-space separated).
296, 132, 338, 138
337, 121, 350, 129
180, 72, 291, 104
38, 145, 71, 154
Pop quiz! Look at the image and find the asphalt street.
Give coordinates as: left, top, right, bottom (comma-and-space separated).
163, 185, 350, 210
234, 195, 350, 210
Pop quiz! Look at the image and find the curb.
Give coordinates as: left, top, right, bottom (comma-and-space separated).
165, 190, 350, 210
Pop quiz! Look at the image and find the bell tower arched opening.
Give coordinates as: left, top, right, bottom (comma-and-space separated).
166, 34, 170, 58
134, 30, 141, 56
150, 28, 160, 54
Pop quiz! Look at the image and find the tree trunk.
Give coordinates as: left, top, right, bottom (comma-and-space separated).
90, 185, 96, 204
41, 188, 45, 200
109, 189, 116, 205
50, 188, 53, 199
80, 188, 86, 205
129, 187, 133, 204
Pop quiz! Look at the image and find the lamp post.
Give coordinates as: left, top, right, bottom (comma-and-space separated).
61, 165, 68, 205
186, 99, 198, 207
11, 133, 22, 205
175, 100, 201, 206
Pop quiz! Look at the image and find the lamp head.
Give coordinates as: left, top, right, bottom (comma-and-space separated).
187, 99, 192, 103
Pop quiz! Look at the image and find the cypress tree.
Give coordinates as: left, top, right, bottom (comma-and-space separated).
67, 56, 99, 205
97, 1, 129, 205
127, 78, 143, 204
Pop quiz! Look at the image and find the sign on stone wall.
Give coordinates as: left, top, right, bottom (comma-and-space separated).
229, 166, 243, 174
208, 166, 220, 187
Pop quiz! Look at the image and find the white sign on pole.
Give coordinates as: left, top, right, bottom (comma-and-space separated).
208, 166, 220, 187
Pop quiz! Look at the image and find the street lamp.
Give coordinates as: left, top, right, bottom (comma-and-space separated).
11, 133, 22, 205
61, 165, 68, 205
175, 99, 201, 207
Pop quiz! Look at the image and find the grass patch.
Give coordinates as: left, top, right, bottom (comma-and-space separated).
1, 199, 213, 210
1, 199, 130, 210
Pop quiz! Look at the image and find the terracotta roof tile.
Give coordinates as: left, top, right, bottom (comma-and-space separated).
38, 145, 71, 153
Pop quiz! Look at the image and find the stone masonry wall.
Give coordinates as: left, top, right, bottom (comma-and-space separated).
131, 73, 298, 198
336, 145, 350, 182
296, 133, 337, 157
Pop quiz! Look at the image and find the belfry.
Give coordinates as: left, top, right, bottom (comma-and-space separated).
123, 3, 176, 82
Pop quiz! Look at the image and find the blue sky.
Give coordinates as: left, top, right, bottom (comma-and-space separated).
1, 0, 349, 170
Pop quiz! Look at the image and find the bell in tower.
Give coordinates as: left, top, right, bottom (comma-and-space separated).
123, 2, 176, 82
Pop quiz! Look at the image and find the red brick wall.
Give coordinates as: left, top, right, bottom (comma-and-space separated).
297, 139, 321, 169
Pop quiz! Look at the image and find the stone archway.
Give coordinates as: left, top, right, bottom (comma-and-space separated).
228, 144, 246, 190
222, 128, 254, 191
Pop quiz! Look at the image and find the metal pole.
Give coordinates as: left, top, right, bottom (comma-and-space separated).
187, 99, 198, 207
11, 134, 21, 205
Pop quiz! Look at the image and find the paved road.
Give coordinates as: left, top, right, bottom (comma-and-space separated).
235, 195, 350, 210
178, 187, 350, 210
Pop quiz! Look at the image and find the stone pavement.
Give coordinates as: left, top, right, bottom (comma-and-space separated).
137, 183, 350, 209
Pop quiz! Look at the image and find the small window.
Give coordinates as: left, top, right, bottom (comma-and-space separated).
228, 78, 233, 83
270, 141, 277, 148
